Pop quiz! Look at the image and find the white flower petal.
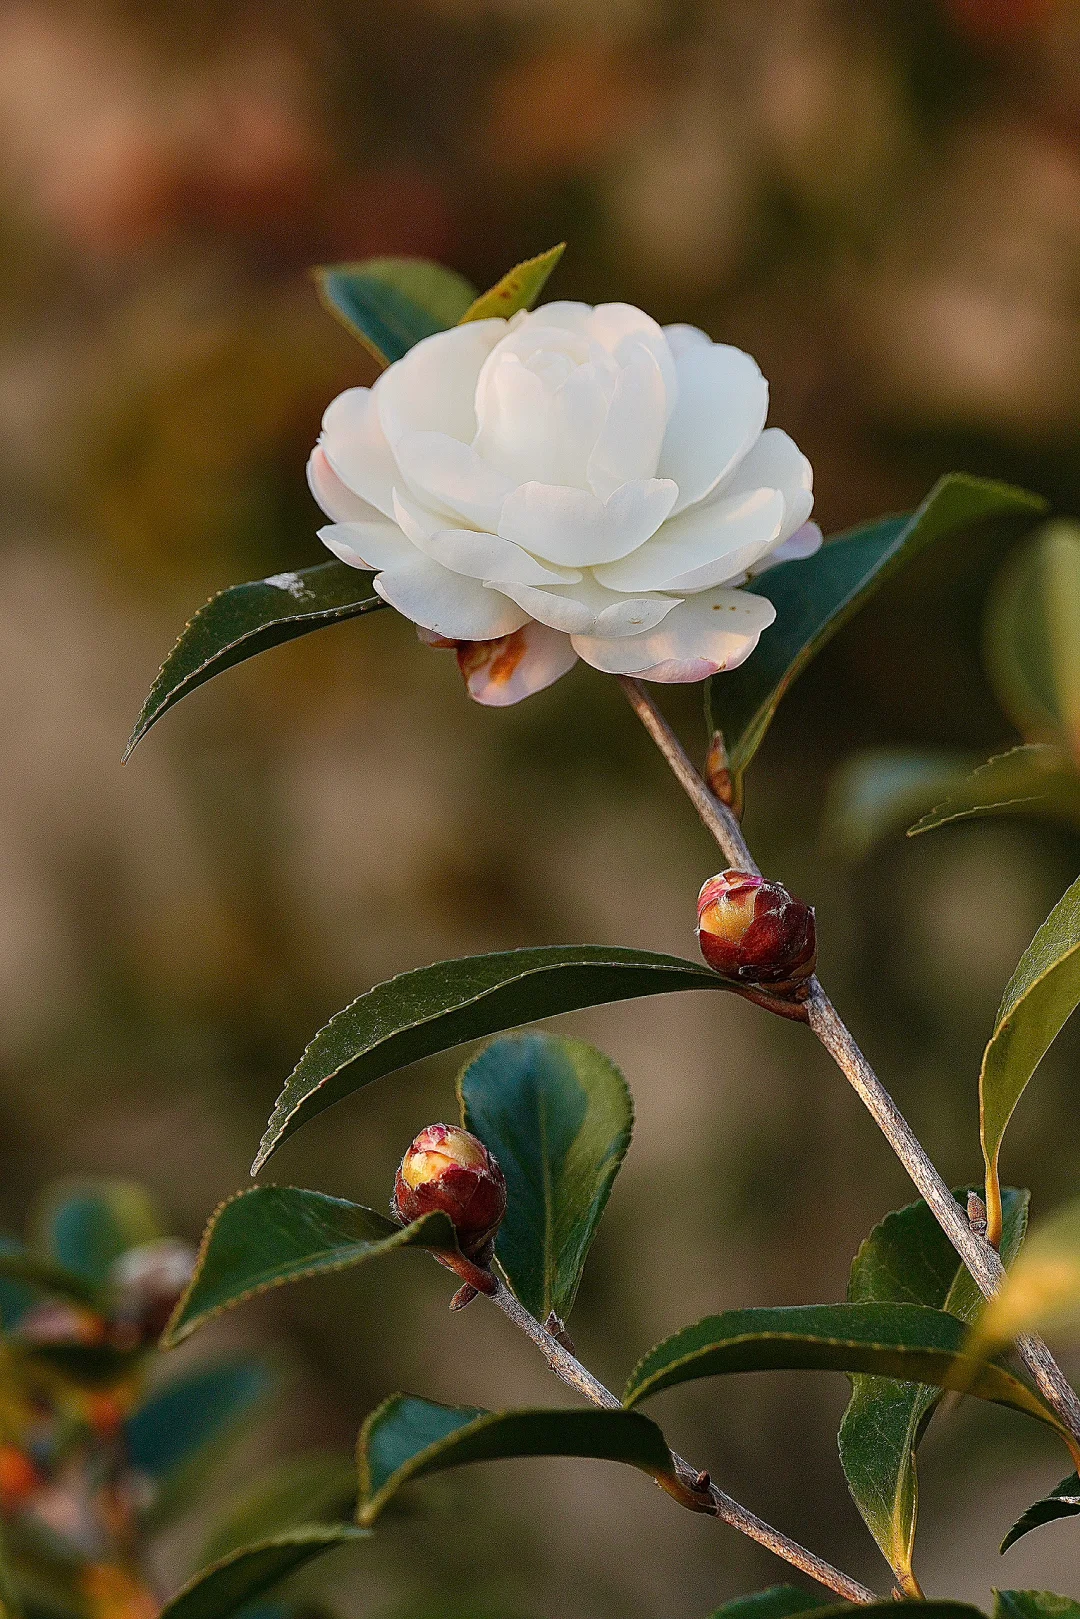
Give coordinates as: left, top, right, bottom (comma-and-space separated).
375, 319, 506, 448
387, 487, 577, 586
374, 554, 529, 640
393, 431, 514, 530
498, 479, 677, 567
585, 303, 678, 409
750, 520, 823, 576
586, 344, 668, 499
571, 587, 776, 676
594, 487, 785, 593
307, 447, 387, 525
456, 622, 579, 707
317, 522, 414, 571
662, 323, 712, 358
658, 345, 768, 514
491, 575, 679, 636
486, 579, 597, 633
722, 427, 814, 544
319, 388, 399, 519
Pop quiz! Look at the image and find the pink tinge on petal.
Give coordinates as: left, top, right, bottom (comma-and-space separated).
415, 625, 459, 649
451, 622, 578, 707
633, 657, 724, 683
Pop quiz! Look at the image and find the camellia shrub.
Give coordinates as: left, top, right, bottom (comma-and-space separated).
115, 245, 1080, 1619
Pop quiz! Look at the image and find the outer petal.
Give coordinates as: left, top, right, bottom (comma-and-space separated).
317, 521, 414, 571
375, 319, 506, 448
593, 487, 785, 593
319, 388, 399, 519
394, 431, 514, 530
751, 520, 823, 575
491, 576, 680, 636
586, 345, 668, 499
373, 554, 529, 639
390, 489, 579, 586
657, 345, 768, 515
307, 447, 387, 526
662, 323, 712, 358
456, 622, 578, 707
571, 587, 776, 677
721, 427, 814, 545
498, 479, 677, 567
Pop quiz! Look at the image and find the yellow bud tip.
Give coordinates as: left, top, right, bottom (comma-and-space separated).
400, 1124, 489, 1187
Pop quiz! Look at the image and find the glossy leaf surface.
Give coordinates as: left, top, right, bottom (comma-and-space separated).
126, 565, 383, 758
980, 874, 1080, 1246
357, 1395, 676, 1525
461, 245, 565, 323
839, 1189, 1028, 1590
254, 947, 720, 1172
708, 475, 1044, 786
164, 1189, 459, 1346
160, 1528, 368, 1619
994, 1595, 1080, 1619
458, 1033, 632, 1321
314, 258, 476, 363
622, 1302, 1062, 1438
908, 747, 1080, 838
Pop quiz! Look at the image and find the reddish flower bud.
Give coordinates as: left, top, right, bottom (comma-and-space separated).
696, 869, 816, 991
393, 1124, 506, 1261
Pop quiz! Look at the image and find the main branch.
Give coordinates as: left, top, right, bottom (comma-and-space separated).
617, 676, 1080, 1457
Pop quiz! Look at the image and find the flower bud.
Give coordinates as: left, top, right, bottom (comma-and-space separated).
696, 869, 816, 991
110, 1239, 197, 1347
393, 1124, 506, 1261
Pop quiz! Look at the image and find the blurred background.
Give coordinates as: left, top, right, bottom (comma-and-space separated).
3, 0, 1080, 1614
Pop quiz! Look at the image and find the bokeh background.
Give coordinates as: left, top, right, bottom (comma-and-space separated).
4, 1, 1080, 1614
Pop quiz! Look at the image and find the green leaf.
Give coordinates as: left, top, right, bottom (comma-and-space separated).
125, 565, 384, 759
35, 1180, 163, 1289
160, 1527, 369, 1619
708, 474, 1046, 788
125, 1361, 270, 1484
253, 946, 721, 1173
811, 1608, 984, 1619
839, 1189, 1028, 1591
822, 749, 976, 862
1001, 1475, 1080, 1553
461, 246, 565, 324
458, 1033, 632, 1322
907, 746, 1080, 838
994, 1594, 1080, 1619
356, 1395, 677, 1526
164, 1189, 460, 1347
0, 1246, 99, 1312
201, 1452, 359, 1567
313, 258, 477, 365
985, 523, 1080, 756
704, 1587, 831, 1619
622, 1302, 1065, 1440
975, 1193, 1080, 1352
980, 874, 1080, 1248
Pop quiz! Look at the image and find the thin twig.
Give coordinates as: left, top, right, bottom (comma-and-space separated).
488, 1277, 875, 1603
617, 676, 1080, 1457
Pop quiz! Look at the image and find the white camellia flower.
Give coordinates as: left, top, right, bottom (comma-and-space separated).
307, 301, 821, 705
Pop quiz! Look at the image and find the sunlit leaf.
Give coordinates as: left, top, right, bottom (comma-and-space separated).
253, 947, 721, 1173
461, 246, 565, 324
160, 1527, 369, 1619
980, 875, 1080, 1248
994, 1594, 1080, 1619
908, 746, 1080, 838
1001, 1476, 1080, 1554
164, 1189, 460, 1347
709, 474, 1045, 790
986, 523, 1080, 760
822, 749, 975, 862
838, 1189, 1028, 1591
125, 565, 384, 758
974, 1194, 1080, 1354
356, 1395, 677, 1526
200, 1452, 358, 1566
622, 1302, 1066, 1445
458, 1033, 631, 1322
313, 258, 476, 365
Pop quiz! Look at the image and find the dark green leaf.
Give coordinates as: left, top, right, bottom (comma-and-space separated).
461, 246, 565, 323
164, 1189, 460, 1347
458, 1033, 632, 1321
0, 1245, 98, 1313
981, 874, 1080, 1248
822, 750, 976, 862
253, 947, 721, 1173
313, 258, 476, 365
125, 565, 384, 759
704, 1587, 831, 1619
357, 1395, 677, 1526
811, 1608, 984, 1619
160, 1528, 369, 1619
985, 523, 1080, 753
908, 747, 1080, 838
1001, 1476, 1080, 1553
126, 1361, 271, 1483
708, 475, 1045, 787
201, 1453, 359, 1566
994, 1594, 1080, 1619
839, 1189, 1028, 1590
622, 1302, 1064, 1440
35, 1180, 163, 1288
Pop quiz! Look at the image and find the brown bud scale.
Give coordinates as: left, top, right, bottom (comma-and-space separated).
393, 1123, 506, 1260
